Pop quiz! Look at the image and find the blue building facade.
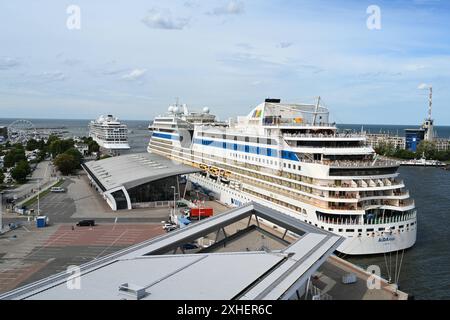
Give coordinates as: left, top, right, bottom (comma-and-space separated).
405, 129, 425, 152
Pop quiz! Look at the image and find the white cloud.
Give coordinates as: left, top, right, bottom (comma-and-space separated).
121, 69, 147, 81
41, 71, 66, 82
184, 1, 200, 8
142, 8, 189, 30
405, 64, 426, 71
0, 57, 20, 70
62, 58, 82, 67
210, 1, 245, 15
418, 83, 431, 89
278, 42, 293, 49
236, 42, 253, 50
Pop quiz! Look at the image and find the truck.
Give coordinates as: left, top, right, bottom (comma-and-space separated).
189, 207, 213, 220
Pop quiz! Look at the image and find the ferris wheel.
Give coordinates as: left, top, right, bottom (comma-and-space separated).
7, 119, 36, 144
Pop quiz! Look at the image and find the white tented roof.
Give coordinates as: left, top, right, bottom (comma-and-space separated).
83, 153, 200, 191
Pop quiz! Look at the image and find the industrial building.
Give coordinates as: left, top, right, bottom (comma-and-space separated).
0, 202, 343, 300
82, 153, 200, 211
365, 133, 405, 150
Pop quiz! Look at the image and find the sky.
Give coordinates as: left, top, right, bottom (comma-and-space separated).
1, 0, 450, 125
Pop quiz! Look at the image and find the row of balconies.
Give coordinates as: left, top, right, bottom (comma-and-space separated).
317, 210, 416, 226
322, 178, 403, 189
243, 175, 414, 213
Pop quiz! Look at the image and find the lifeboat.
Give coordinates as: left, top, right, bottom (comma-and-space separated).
209, 166, 219, 180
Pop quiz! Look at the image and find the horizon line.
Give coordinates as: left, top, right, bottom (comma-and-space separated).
1, 116, 450, 127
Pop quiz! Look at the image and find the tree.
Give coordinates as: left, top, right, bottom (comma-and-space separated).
26, 139, 39, 151
11, 160, 31, 183
49, 139, 74, 158
37, 149, 47, 161
46, 134, 60, 146
394, 148, 415, 160
53, 153, 77, 175
64, 148, 83, 168
87, 140, 100, 154
416, 141, 437, 159
0, 171, 4, 184
3, 147, 26, 168
375, 141, 395, 157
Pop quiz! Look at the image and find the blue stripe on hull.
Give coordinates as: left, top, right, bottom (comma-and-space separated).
193, 138, 299, 161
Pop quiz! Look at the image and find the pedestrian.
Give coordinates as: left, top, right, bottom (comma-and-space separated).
72, 225, 74, 231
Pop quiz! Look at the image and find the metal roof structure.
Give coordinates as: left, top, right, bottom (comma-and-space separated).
82, 153, 201, 192
0, 202, 343, 300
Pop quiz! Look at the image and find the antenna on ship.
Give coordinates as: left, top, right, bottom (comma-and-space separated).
312, 96, 321, 125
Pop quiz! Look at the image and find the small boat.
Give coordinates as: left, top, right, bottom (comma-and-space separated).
400, 153, 446, 167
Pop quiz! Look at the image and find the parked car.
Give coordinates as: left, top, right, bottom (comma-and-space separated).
163, 223, 177, 232
176, 201, 189, 208
76, 220, 95, 227
182, 243, 199, 250
50, 187, 66, 193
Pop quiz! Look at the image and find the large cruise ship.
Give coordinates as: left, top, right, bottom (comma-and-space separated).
147, 99, 417, 255
89, 115, 130, 152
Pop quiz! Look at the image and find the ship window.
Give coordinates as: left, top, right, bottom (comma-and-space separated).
288, 164, 291, 169
346, 229, 355, 232
367, 228, 374, 232
338, 229, 343, 232
378, 227, 384, 231
399, 225, 404, 228
358, 229, 362, 232
328, 228, 334, 232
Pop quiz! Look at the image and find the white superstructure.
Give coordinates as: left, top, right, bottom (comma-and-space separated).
89, 115, 130, 150
147, 99, 417, 255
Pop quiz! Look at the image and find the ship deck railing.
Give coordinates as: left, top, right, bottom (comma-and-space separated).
299, 159, 399, 168
262, 120, 336, 127
284, 133, 365, 139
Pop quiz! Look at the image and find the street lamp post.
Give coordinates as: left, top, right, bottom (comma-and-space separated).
170, 186, 176, 223
37, 178, 40, 217
0, 191, 4, 232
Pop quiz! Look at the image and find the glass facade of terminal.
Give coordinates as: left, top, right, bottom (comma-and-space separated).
127, 176, 178, 204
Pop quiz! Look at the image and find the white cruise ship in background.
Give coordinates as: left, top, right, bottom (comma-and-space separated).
89, 115, 130, 152
147, 99, 417, 255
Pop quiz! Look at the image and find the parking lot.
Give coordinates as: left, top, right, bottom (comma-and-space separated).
19, 173, 173, 224
0, 222, 165, 294
0, 171, 233, 295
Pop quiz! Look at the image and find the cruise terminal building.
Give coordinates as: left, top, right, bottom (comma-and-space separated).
82, 153, 200, 211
